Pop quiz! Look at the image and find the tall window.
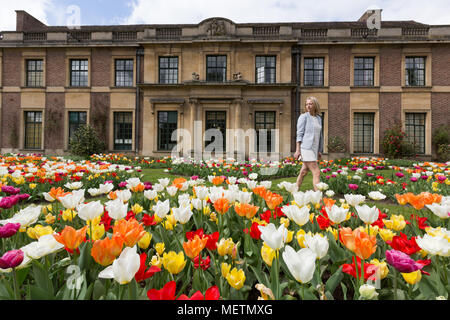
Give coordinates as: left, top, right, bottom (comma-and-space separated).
115, 59, 134, 87
159, 57, 178, 84
70, 59, 89, 87
405, 57, 425, 86
405, 113, 426, 154
114, 112, 133, 150
68, 111, 87, 144
354, 57, 374, 86
205, 111, 226, 151
157, 111, 178, 151
255, 111, 276, 152
26, 60, 43, 87
353, 113, 374, 153
304, 57, 324, 86
206, 55, 227, 82
255, 56, 276, 83
24, 111, 42, 149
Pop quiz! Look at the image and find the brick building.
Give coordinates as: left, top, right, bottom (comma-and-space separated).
0, 10, 449, 159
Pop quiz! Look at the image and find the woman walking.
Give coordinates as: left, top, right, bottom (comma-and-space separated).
293, 97, 324, 191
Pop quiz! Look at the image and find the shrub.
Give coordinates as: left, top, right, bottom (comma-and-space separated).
432, 125, 450, 162
327, 136, 347, 153
382, 123, 415, 159
69, 124, 106, 158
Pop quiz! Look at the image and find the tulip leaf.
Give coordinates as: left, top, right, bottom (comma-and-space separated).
325, 266, 343, 294
30, 285, 55, 300
16, 268, 30, 287
78, 242, 93, 271
0, 280, 14, 300
127, 281, 137, 300
93, 280, 106, 300
418, 274, 440, 299
340, 283, 348, 300
31, 260, 54, 296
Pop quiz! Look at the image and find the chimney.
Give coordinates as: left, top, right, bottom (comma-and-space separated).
16, 10, 47, 32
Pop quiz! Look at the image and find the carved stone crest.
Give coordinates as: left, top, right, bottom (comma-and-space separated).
206, 19, 227, 36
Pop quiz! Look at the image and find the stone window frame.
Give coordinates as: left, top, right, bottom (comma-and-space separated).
64, 108, 90, 151
20, 109, 45, 151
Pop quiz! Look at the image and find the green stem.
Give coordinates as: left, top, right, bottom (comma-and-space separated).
12, 268, 20, 300
393, 268, 398, 300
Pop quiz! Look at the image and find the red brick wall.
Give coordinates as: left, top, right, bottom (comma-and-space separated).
91, 48, 111, 87
329, 46, 351, 86
328, 92, 350, 150
46, 48, 66, 87
380, 45, 402, 86
1, 93, 21, 148
44, 93, 65, 150
2, 49, 22, 87
90, 93, 110, 147
431, 92, 450, 129
379, 93, 402, 154
16, 11, 47, 32
432, 44, 450, 86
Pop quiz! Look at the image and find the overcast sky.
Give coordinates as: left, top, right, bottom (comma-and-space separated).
1, 0, 449, 31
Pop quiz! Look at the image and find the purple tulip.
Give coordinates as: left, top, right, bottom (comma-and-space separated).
0, 250, 24, 269
438, 176, 446, 182
118, 181, 128, 188
191, 175, 199, 181
1, 186, 20, 195
385, 249, 422, 273
0, 197, 14, 209
395, 172, 404, 178
331, 174, 337, 178
348, 184, 359, 191
421, 175, 428, 180
0, 223, 21, 238
326, 176, 331, 180
410, 177, 418, 182
366, 173, 374, 177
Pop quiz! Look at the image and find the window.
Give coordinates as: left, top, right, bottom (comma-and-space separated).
68, 111, 87, 144
157, 111, 178, 151
115, 59, 134, 87
205, 111, 226, 151
206, 55, 227, 82
304, 57, 324, 86
405, 113, 426, 154
255, 56, 276, 83
255, 111, 276, 152
70, 59, 88, 87
353, 113, 374, 153
26, 60, 43, 87
24, 111, 42, 149
354, 57, 374, 86
114, 112, 133, 150
159, 57, 178, 84
405, 57, 425, 86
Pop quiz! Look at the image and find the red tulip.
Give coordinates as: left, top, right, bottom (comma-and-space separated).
177, 285, 220, 300
147, 281, 177, 300
386, 233, 421, 256
341, 256, 378, 281
135, 253, 161, 283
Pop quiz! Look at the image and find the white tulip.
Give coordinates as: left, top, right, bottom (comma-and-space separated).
125, 177, 141, 189
98, 183, 114, 194
0, 205, 42, 227
281, 204, 310, 227
293, 192, 309, 207
258, 223, 287, 251
115, 189, 132, 202
282, 246, 316, 284
344, 194, 366, 207
153, 199, 170, 219
143, 189, 158, 201
325, 205, 349, 224
153, 183, 164, 193
416, 234, 450, 257
105, 198, 128, 220
98, 246, 141, 284
368, 191, 386, 201
158, 178, 170, 187
425, 203, 450, 219
303, 234, 329, 259
166, 186, 178, 197
59, 190, 85, 210
306, 190, 323, 205
173, 206, 193, 224
237, 191, 252, 204
76, 201, 104, 221
355, 204, 379, 225
23, 234, 65, 260
194, 186, 209, 200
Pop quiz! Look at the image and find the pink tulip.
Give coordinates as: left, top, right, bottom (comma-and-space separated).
0, 223, 21, 238
0, 250, 24, 269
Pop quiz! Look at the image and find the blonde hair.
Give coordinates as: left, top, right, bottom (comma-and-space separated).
305, 96, 321, 117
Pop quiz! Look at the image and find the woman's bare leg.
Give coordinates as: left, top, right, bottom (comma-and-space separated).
296, 163, 309, 190
307, 161, 321, 191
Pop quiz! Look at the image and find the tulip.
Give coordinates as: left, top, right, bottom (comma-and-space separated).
0, 250, 24, 269
264, 192, 283, 210
385, 249, 423, 273
162, 251, 186, 275
147, 281, 176, 300
172, 206, 193, 224
153, 200, 170, 219
235, 202, 259, 219
401, 270, 422, 285
59, 190, 85, 210
155, 242, 165, 256
303, 233, 329, 259
182, 235, 208, 259
369, 259, 389, 280
221, 262, 231, 278
386, 233, 422, 255
0, 205, 42, 228
344, 194, 366, 207
138, 231, 152, 250
261, 243, 276, 267
282, 245, 316, 284
115, 189, 132, 202
21, 233, 65, 260
378, 228, 396, 242
194, 186, 209, 200
359, 284, 378, 300
26, 224, 53, 240
368, 191, 386, 201
383, 215, 407, 231
281, 204, 310, 227
143, 189, 158, 201
76, 201, 104, 222
340, 227, 377, 260
0, 223, 21, 238
91, 236, 124, 266
98, 246, 141, 284
416, 234, 450, 257
325, 205, 348, 225
135, 252, 161, 283
425, 203, 450, 219
213, 198, 231, 215
355, 205, 379, 225
226, 267, 246, 290
113, 218, 146, 247
258, 223, 287, 251
105, 198, 128, 220
53, 225, 88, 253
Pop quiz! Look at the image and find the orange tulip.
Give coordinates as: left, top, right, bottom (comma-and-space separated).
54, 225, 88, 251
49, 187, 70, 200
172, 177, 187, 189
252, 186, 267, 198
395, 194, 408, 206
131, 183, 145, 193
211, 176, 225, 186
214, 198, 231, 215
323, 197, 336, 209
234, 202, 260, 219
340, 227, 377, 260
182, 235, 208, 259
108, 191, 118, 200
264, 192, 283, 210
91, 235, 124, 266
113, 218, 146, 247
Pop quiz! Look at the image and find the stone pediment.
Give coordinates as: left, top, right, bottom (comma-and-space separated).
199, 17, 236, 37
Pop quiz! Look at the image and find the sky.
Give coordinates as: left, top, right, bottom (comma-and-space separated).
1, 0, 449, 31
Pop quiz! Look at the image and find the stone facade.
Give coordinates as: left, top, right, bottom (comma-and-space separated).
0, 10, 449, 160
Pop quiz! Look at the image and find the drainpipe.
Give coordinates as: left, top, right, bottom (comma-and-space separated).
135, 47, 144, 154
292, 45, 301, 151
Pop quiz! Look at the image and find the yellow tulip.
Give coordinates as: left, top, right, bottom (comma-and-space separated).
280, 217, 290, 229
383, 215, 407, 231
62, 209, 77, 222
87, 223, 105, 241
370, 259, 389, 280
217, 238, 234, 257
221, 262, 231, 278
45, 213, 56, 224
378, 228, 396, 242
27, 225, 53, 240
326, 227, 338, 241
226, 267, 246, 290
138, 231, 152, 249
261, 243, 276, 267
255, 283, 275, 300
401, 270, 422, 285
154, 215, 163, 224
296, 229, 309, 248
131, 203, 143, 215
151, 255, 162, 268
155, 242, 165, 256
29, 183, 37, 189
162, 251, 186, 275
